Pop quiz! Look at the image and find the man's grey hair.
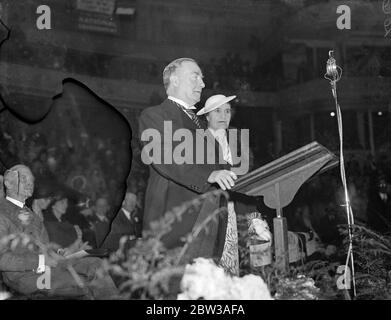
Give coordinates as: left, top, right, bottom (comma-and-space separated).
4, 164, 32, 183
162, 57, 197, 92
3, 164, 33, 193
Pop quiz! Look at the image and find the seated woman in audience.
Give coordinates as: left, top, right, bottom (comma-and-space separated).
43, 194, 91, 253
31, 187, 52, 221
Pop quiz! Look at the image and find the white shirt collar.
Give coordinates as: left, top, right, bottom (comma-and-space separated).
6, 196, 25, 208
122, 208, 131, 221
168, 96, 196, 110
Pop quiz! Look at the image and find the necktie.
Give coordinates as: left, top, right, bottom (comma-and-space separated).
173, 101, 202, 128
185, 108, 202, 129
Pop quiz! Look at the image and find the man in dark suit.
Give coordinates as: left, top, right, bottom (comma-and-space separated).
101, 192, 139, 250
90, 197, 111, 248
138, 58, 237, 262
0, 164, 118, 299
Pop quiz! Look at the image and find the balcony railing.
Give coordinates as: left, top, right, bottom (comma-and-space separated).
0, 61, 279, 109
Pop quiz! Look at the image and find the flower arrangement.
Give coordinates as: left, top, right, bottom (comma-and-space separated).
178, 258, 273, 300
0, 291, 11, 300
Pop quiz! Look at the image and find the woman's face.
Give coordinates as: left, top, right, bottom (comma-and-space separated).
38, 198, 51, 210
206, 103, 231, 130
54, 198, 68, 215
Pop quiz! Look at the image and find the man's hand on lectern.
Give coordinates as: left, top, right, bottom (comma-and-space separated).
208, 170, 237, 190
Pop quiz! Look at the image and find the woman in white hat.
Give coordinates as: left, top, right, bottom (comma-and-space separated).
197, 94, 239, 275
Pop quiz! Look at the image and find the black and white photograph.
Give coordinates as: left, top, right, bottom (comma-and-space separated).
0, 0, 390, 305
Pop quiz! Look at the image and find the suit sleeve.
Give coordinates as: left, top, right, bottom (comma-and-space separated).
139, 108, 218, 194
0, 216, 39, 272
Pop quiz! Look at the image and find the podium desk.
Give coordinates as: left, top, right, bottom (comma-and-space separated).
232, 141, 338, 272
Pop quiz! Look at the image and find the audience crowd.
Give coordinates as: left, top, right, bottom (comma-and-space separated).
0, 116, 148, 250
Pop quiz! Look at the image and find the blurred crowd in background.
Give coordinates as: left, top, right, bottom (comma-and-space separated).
0, 114, 148, 249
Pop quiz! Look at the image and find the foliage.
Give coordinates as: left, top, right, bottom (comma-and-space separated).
101, 190, 229, 299
340, 224, 391, 300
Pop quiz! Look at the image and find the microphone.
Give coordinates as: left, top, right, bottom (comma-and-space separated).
324, 50, 342, 95
326, 50, 338, 79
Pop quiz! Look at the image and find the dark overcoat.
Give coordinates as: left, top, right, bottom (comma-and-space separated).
138, 99, 229, 261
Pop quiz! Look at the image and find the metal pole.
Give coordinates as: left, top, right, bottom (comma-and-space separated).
273, 182, 289, 272
273, 215, 289, 273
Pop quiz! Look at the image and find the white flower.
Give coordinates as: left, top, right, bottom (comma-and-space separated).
0, 291, 11, 300
229, 274, 273, 300
249, 218, 272, 242
178, 258, 273, 300
178, 258, 229, 300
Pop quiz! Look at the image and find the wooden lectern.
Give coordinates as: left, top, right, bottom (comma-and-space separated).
232, 141, 338, 272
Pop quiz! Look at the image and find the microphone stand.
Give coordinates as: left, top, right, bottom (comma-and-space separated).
324, 50, 357, 299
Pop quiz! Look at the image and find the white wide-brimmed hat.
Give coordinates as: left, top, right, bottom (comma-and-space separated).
196, 94, 236, 116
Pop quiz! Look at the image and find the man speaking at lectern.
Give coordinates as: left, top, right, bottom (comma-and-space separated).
138, 58, 237, 262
